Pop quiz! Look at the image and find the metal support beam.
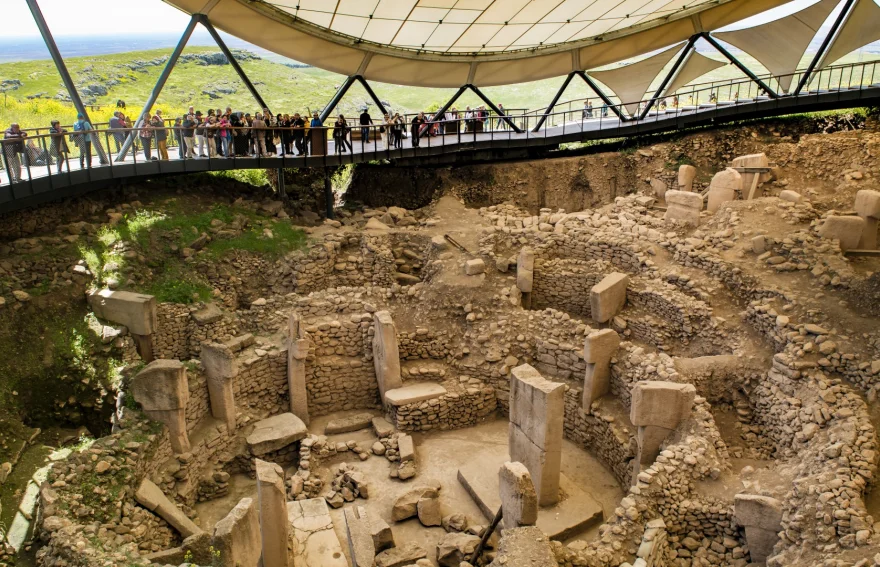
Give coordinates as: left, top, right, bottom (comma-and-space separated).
468, 84, 523, 133
532, 72, 577, 132
702, 33, 777, 98
277, 168, 286, 199
354, 76, 388, 117
639, 35, 698, 121
116, 14, 200, 161
794, 0, 858, 95
421, 85, 467, 137
577, 72, 628, 121
26, 0, 109, 164
319, 75, 357, 124
323, 168, 335, 219
199, 14, 270, 113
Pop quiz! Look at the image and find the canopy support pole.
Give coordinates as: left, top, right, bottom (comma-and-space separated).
355, 76, 389, 117
531, 72, 577, 132
793, 0, 858, 95
577, 72, 628, 122
639, 35, 699, 121
200, 14, 270, 113
421, 85, 467, 137
468, 84, 523, 133
116, 14, 199, 161
319, 75, 357, 124
702, 33, 777, 98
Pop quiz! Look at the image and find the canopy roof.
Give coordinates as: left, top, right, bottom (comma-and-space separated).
164, 0, 793, 87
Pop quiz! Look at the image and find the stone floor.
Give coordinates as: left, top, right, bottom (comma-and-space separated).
194, 412, 624, 565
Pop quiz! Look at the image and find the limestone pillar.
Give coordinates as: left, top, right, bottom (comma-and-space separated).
201, 341, 238, 434
131, 360, 191, 454
590, 273, 628, 323
516, 247, 535, 309
734, 494, 783, 564
509, 364, 564, 506
88, 289, 157, 362
255, 459, 290, 567
854, 189, 880, 249
372, 311, 402, 400
287, 313, 311, 425
499, 461, 538, 528
629, 381, 696, 484
344, 505, 376, 567
678, 164, 697, 192
212, 497, 261, 567
664, 191, 703, 227
818, 216, 866, 251
706, 168, 742, 213
582, 329, 621, 410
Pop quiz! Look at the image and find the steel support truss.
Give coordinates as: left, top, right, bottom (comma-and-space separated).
531, 69, 630, 131
426, 84, 524, 136
319, 75, 389, 124
701, 33, 777, 98
794, 0, 858, 95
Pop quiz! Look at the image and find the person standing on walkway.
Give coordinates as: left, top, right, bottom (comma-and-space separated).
139, 113, 154, 160
382, 113, 392, 148
333, 114, 352, 153
73, 114, 93, 169
393, 113, 405, 148
495, 103, 506, 130
48, 120, 69, 173
359, 108, 373, 146
411, 112, 425, 147
252, 113, 268, 157
109, 111, 126, 152
152, 111, 169, 160
217, 113, 230, 157
3, 123, 27, 182
182, 114, 197, 159
292, 113, 306, 156
174, 117, 185, 159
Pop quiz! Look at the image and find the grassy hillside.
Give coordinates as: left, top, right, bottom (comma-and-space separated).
0, 44, 877, 130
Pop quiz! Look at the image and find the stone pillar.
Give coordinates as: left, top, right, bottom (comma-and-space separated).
212, 497, 261, 567
344, 505, 376, 567
135, 479, 203, 538
818, 216, 866, 251
201, 341, 238, 434
499, 461, 538, 528
582, 329, 621, 410
629, 381, 696, 484
287, 313, 311, 425
255, 459, 290, 567
854, 189, 880, 249
706, 168, 742, 213
516, 247, 535, 309
131, 360, 190, 454
678, 164, 697, 192
88, 289, 157, 362
734, 494, 782, 564
372, 311, 403, 400
590, 273, 628, 323
509, 364, 564, 506
664, 190, 703, 227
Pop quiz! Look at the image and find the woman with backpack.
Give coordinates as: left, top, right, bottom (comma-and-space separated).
72, 114, 93, 168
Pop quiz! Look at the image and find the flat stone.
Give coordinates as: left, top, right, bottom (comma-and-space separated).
192, 302, 223, 325
246, 413, 307, 456
135, 479, 203, 539
288, 498, 347, 567
375, 542, 428, 567
384, 383, 447, 406
325, 413, 374, 435
372, 417, 395, 438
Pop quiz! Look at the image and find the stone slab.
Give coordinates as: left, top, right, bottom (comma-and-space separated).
457, 456, 603, 541
343, 506, 375, 567
384, 383, 447, 407
372, 416, 395, 438
375, 542, 428, 567
630, 381, 696, 430
855, 189, 880, 218
288, 498, 347, 567
325, 413, 374, 435
818, 215, 865, 251
135, 479, 203, 539
131, 360, 187, 412
212, 497, 260, 567
246, 413, 307, 456
87, 289, 157, 335
509, 365, 564, 452
590, 273, 629, 324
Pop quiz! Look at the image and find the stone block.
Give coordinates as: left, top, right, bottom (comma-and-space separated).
201, 341, 237, 433
818, 215, 865, 251
192, 302, 223, 325
629, 381, 696, 430
385, 382, 447, 406
288, 313, 311, 424
465, 258, 486, 275
499, 461, 538, 527
436, 532, 480, 567
508, 424, 560, 507
131, 360, 190, 454
288, 498, 347, 567
87, 289, 157, 335
582, 329, 620, 409
517, 248, 535, 293
678, 164, 697, 192
583, 328, 621, 364
256, 460, 290, 567
779, 190, 803, 203
706, 168, 741, 213
398, 433, 415, 463
751, 235, 767, 254
731, 153, 769, 169
509, 365, 564, 453
734, 494, 783, 531
664, 190, 703, 227
651, 178, 667, 199
344, 506, 375, 567
590, 272, 629, 323
375, 543, 427, 567
212, 497, 260, 567
136, 479, 203, 539
372, 417, 395, 438
325, 413, 374, 435
247, 413, 307, 456
417, 495, 442, 526
636, 425, 673, 465
391, 481, 442, 521
373, 311, 403, 399
855, 189, 880, 218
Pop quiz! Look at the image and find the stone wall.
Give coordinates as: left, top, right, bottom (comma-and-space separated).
153, 303, 238, 360
387, 382, 497, 432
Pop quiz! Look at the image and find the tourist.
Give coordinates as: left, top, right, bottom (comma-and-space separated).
139, 113, 154, 160
151, 110, 169, 160
383, 113, 393, 148
194, 112, 207, 157
333, 114, 351, 153
243, 113, 254, 155
495, 103, 506, 130
182, 114, 197, 159
109, 111, 126, 152
411, 112, 425, 148
252, 113, 268, 157
3, 123, 27, 182
232, 113, 248, 156
292, 113, 306, 156
464, 106, 474, 132
393, 113, 405, 148
583, 101, 593, 119
359, 108, 373, 146
263, 109, 276, 155
280, 114, 292, 156
72, 113, 93, 169
48, 120, 69, 173
205, 116, 218, 158
217, 113, 230, 157
174, 117, 185, 159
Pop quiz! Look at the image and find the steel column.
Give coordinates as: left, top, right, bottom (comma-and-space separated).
794, 0, 858, 95
532, 72, 578, 132
702, 33, 777, 98
199, 14, 270, 113
319, 75, 357, 124
577, 72, 628, 121
639, 36, 698, 120
421, 85, 467, 137
468, 84, 523, 133
355, 76, 389, 117
116, 14, 200, 161
323, 168, 334, 219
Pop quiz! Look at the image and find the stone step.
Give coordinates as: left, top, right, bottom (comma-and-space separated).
384, 383, 448, 407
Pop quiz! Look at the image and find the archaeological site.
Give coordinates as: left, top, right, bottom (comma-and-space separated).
1, 113, 880, 567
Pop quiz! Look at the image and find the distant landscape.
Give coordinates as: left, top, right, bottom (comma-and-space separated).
0, 35, 878, 130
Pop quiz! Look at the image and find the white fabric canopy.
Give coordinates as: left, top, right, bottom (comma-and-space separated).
714, 0, 838, 92
162, 0, 794, 87
664, 50, 728, 96
818, 0, 880, 69
588, 43, 683, 116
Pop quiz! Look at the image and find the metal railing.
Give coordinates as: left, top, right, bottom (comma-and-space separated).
1, 59, 878, 195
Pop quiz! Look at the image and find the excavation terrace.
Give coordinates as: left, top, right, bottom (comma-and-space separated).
0, 115, 876, 567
